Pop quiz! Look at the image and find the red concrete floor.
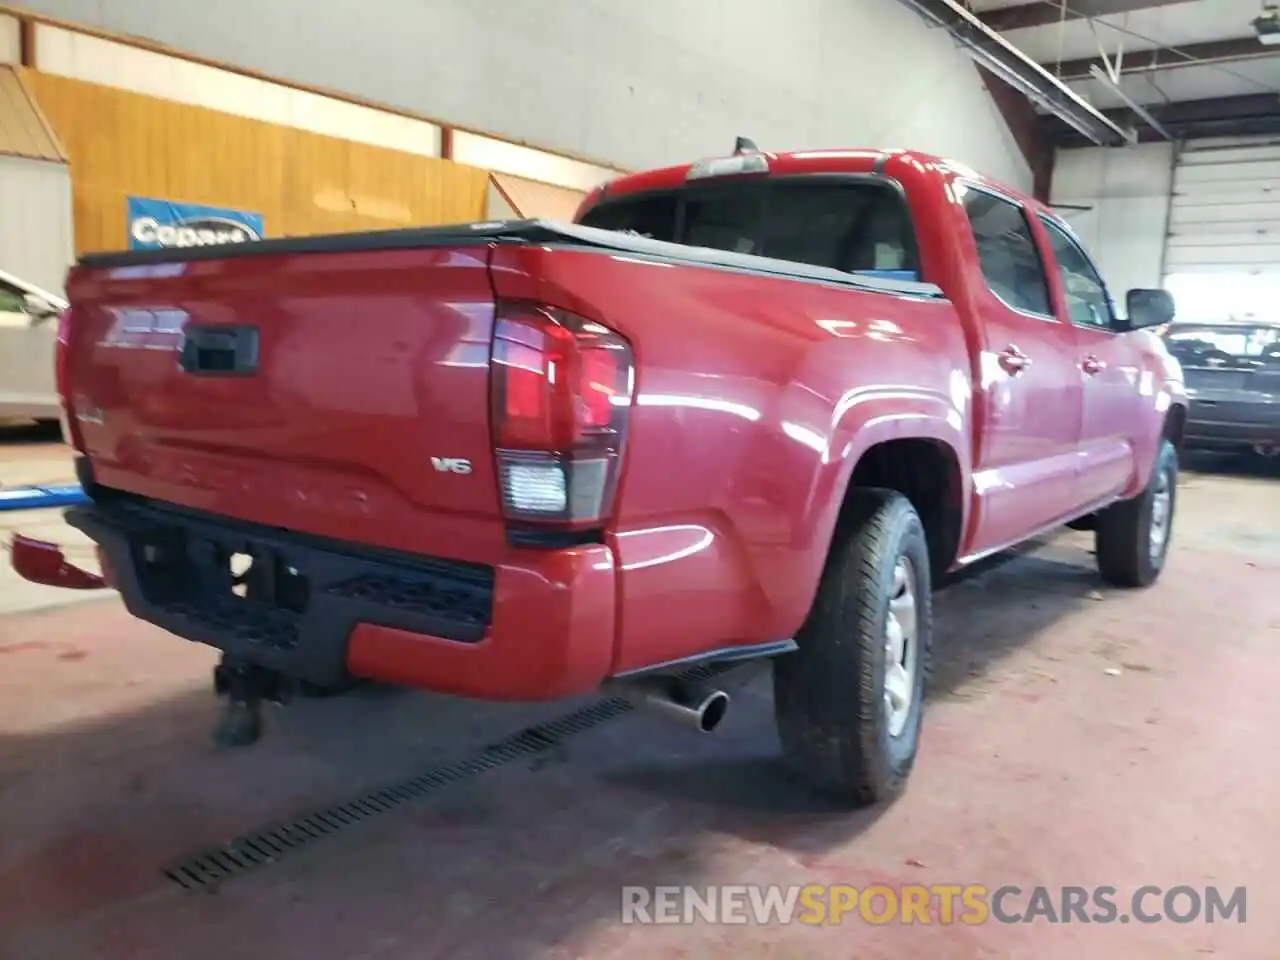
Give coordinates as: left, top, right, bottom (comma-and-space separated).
1, 454, 1277, 959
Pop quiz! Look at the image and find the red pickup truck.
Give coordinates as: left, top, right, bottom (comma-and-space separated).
21, 144, 1187, 806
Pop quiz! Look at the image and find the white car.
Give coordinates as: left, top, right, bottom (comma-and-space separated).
0, 268, 67, 426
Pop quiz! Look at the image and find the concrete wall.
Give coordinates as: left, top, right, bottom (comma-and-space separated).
1049, 143, 1174, 297
13, 0, 1033, 190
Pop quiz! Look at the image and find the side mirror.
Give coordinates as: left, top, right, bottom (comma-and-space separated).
22, 293, 59, 323
1124, 288, 1175, 330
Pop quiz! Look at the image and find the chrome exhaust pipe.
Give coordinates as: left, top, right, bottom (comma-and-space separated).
605, 677, 730, 733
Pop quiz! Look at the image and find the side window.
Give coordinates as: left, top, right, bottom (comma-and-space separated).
0, 281, 27, 314
1040, 217, 1116, 330
961, 188, 1051, 316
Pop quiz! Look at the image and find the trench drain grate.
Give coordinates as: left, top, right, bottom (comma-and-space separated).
164, 665, 730, 891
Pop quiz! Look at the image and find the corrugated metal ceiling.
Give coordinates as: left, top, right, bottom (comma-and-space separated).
966, 0, 1280, 139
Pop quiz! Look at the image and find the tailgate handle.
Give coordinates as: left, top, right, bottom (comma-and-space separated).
180, 326, 259, 376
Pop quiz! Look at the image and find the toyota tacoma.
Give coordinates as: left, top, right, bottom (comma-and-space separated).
14, 144, 1187, 806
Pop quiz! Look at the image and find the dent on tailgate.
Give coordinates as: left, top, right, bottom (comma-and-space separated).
65, 247, 507, 566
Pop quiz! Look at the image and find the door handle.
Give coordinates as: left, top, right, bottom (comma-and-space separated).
1081, 355, 1106, 376
997, 345, 1031, 376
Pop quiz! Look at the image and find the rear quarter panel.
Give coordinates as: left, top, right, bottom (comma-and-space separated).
491, 245, 973, 674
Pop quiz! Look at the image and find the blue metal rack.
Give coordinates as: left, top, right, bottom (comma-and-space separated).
0, 483, 90, 512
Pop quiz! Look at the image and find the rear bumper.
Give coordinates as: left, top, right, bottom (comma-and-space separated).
68, 490, 617, 700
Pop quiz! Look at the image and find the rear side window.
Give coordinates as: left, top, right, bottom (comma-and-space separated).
577, 179, 919, 277
962, 188, 1051, 316
1040, 217, 1115, 330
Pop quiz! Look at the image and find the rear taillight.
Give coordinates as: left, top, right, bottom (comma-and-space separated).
54, 308, 71, 397
54, 308, 84, 452
490, 302, 634, 527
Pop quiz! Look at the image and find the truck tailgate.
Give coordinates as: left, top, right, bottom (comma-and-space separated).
63, 246, 503, 563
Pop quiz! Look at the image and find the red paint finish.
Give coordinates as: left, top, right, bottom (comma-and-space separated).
64, 247, 504, 566
8, 535, 107, 590
53, 147, 1185, 700
346, 544, 616, 700
490, 241, 970, 671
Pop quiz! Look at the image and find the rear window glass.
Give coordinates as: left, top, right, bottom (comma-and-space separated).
682, 188, 767, 256
575, 194, 677, 242
1165, 325, 1280, 366
576, 179, 919, 278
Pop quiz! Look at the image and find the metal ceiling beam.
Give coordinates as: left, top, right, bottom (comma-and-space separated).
896, 0, 1130, 145
1087, 65, 1173, 139
979, 0, 1196, 33
1050, 93, 1280, 145
1053, 37, 1279, 82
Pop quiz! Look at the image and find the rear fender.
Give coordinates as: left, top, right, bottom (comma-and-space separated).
771, 386, 971, 638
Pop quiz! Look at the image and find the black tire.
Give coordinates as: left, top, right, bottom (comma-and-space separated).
773, 489, 932, 806
1095, 439, 1178, 588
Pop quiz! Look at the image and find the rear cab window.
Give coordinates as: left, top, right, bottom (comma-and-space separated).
575, 194, 678, 243
576, 177, 920, 280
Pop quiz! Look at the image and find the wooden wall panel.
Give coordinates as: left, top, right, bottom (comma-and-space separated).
23, 70, 487, 254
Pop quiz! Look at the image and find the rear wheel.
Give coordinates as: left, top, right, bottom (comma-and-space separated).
773, 489, 931, 806
1095, 439, 1178, 587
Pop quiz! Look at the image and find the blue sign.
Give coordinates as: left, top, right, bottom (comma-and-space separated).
127, 196, 264, 251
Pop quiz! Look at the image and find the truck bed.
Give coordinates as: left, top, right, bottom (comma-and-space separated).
76, 219, 946, 301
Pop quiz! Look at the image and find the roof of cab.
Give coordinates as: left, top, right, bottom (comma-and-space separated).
587, 146, 1048, 218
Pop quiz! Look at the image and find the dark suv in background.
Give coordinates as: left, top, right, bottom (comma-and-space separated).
1162, 319, 1280, 456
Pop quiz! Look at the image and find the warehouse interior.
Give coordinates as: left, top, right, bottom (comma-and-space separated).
1, 0, 1278, 957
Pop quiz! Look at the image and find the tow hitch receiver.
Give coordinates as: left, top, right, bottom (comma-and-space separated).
212, 656, 294, 748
